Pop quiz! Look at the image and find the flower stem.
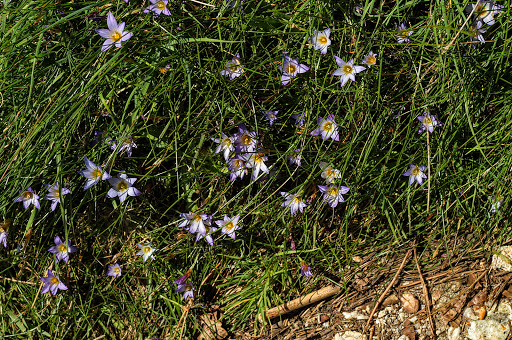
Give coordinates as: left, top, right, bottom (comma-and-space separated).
426, 130, 431, 213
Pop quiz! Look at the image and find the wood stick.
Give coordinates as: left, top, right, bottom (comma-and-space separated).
363, 249, 412, 334
414, 248, 435, 337
260, 285, 341, 321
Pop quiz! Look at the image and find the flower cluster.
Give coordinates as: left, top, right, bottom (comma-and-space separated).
77, 157, 141, 204
464, 1, 503, 47
179, 212, 241, 246
15, 184, 71, 211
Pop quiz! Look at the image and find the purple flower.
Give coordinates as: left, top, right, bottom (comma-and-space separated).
241, 152, 269, 181
40, 270, 68, 295
220, 53, 244, 80
0, 226, 7, 248
78, 156, 111, 190
396, 23, 413, 44
136, 243, 157, 262
195, 225, 218, 246
15, 187, 40, 210
317, 184, 349, 208
292, 113, 305, 127
319, 162, 341, 184
228, 156, 247, 181
178, 212, 211, 236
278, 54, 309, 85
174, 269, 192, 286
215, 215, 241, 239
467, 0, 501, 25
333, 57, 366, 87
176, 282, 194, 300
468, 21, 486, 47
288, 149, 302, 167
235, 124, 258, 153
107, 173, 141, 204
281, 192, 307, 215
308, 28, 331, 54
95, 11, 133, 52
362, 51, 377, 67
311, 114, 339, 141
262, 110, 278, 126
110, 137, 137, 157
402, 164, 427, 186
212, 133, 235, 161
143, 0, 171, 16
489, 195, 504, 213
107, 263, 122, 277
43, 182, 71, 211
48, 235, 77, 263
300, 263, 313, 277
417, 110, 443, 134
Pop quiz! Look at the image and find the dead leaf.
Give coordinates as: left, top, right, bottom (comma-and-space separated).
400, 293, 420, 314
442, 309, 458, 323
382, 294, 400, 307
401, 320, 415, 340
470, 290, 488, 307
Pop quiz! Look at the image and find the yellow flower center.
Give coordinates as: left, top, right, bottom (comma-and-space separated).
113, 267, 121, 274
269, 113, 275, 119
205, 226, 211, 233
110, 30, 122, 42
328, 187, 338, 196
322, 121, 333, 132
117, 181, 128, 192
423, 117, 432, 125
58, 244, 67, 253
50, 277, 60, 285
241, 135, 251, 145
286, 64, 297, 74
193, 215, 202, 222
156, 1, 166, 10
23, 192, 33, 199
234, 160, 242, 168
224, 222, 234, 230
343, 65, 353, 75
367, 56, 376, 65
92, 169, 102, 179
325, 168, 334, 177
318, 36, 328, 44
143, 246, 151, 253
223, 138, 232, 146
0, 228, 3, 233
185, 284, 192, 291
293, 197, 300, 204
411, 168, 421, 176
229, 64, 239, 72
53, 190, 61, 198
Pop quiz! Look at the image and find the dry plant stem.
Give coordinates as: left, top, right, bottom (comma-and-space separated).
171, 299, 193, 340
414, 248, 435, 336
427, 130, 431, 213
363, 249, 413, 334
261, 285, 341, 321
189, 0, 215, 7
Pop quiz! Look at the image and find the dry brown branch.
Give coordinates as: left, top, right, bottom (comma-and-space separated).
260, 285, 341, 322
363, 248, 413, 334
414, 248, 435, 337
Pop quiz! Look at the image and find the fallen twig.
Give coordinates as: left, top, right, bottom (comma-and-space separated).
363, 249, 413, 334
414, 248, 435, 337
260, 285, 341, 322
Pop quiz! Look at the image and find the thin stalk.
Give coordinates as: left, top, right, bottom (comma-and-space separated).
427, 130, 431, 213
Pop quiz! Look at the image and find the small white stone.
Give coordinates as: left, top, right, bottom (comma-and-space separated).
447, 326, 461, 340
342, 311, 369, 320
